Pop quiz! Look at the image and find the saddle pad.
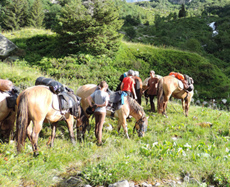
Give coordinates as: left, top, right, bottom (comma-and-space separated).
0, 92, 10, 102
52, 94, 60, 110
109, 91, 122, 103
178, 80, 184, 90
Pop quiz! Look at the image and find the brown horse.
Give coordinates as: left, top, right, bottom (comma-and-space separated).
0, 92, 16, 141
133, 76, 143, 105
157, 75, 194, 117
16, 85, 87, 155
76, 84, 148, 138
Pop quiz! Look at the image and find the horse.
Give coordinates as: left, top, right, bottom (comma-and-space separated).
76, 84, 148, 138
0, 92, 17, 142
157, 75, 194, 117
16, 85, 87, 156
116, 75, 143, 105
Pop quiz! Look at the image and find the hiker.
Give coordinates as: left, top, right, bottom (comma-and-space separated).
142, 70, 159, 112
87, 81, 110, 145
120, 70, 137, 100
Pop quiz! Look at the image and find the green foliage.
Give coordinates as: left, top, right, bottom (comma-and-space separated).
184, 38, 202, 53
4, 27, 230, 100
27, 0, 45, 28
54, 0, 123, 56
3, 0, 29, 30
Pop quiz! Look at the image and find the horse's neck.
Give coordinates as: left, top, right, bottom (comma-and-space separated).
129, 107, 144, 121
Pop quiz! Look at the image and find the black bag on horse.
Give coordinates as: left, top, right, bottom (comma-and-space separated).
35, 77, 65, 94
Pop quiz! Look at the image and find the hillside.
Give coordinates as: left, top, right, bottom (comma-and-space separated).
2, 28, 230, 105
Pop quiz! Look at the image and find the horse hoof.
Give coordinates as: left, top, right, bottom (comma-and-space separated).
163, 114, 168, 118
34, 152, 39, 157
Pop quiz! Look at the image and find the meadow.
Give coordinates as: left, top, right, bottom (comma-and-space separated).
0, 94, 230, 186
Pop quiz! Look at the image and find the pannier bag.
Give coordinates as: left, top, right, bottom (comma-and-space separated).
0, 79, 13, 92
169, 72, 184, 80
35, 77, 64, 94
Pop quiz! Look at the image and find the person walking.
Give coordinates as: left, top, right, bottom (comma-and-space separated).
120, 70, 137, 100
87, 81, 110, 145
142, 70, 159, 112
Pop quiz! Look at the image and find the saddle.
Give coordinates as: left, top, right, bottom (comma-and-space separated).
107, 91, 127, 117
52, 91, 81, 118
5, 86, 20, 110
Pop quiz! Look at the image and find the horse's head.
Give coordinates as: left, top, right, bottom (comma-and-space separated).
133, 116, 148, 137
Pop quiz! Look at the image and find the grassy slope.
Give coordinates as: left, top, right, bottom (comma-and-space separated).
0, 100, 230, 186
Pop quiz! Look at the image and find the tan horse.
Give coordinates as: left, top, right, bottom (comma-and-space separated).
76, 84, 148, 138
16, 85, 86, 156
157, 75, 194, 117
0, 92, 16, 141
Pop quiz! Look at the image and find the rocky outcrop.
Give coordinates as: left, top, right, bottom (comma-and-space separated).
0, 34, 17, 60
0, 34, 25, 62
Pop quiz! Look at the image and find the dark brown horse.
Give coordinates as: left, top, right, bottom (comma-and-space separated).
76, 84, 148, 138
0, 92, 16, 141
16, 85, 87, 155
157, 76, 194, 117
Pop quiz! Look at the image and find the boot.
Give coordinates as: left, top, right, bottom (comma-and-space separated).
151, 103, 156, 113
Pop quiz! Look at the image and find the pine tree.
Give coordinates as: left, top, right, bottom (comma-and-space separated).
178, 4, 187, 18
3, 0, 28, 30
54, 0, 123, 55
28, 0, 45, 28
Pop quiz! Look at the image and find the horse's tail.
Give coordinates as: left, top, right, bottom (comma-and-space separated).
16, 92, 29, 152
157, 78, 164, 113
135, 77, 142, 105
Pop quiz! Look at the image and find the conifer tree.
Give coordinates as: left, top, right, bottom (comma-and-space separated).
3, 0, 28, 30
54, 0, 123, 55
178, 4, 187, 18
28, 0, 45, 28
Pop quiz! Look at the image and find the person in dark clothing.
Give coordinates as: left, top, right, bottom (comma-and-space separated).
142, 70, 159, 112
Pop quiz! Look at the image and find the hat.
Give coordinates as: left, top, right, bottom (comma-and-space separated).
128, 69, 134, 76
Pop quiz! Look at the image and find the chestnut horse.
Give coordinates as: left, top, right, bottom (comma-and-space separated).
16, 85, 87, 155
157, 76, 194, 117
76, 84, 148, 138
0, 92, 16, 141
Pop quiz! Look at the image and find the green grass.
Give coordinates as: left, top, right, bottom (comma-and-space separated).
0, 100, 230, 186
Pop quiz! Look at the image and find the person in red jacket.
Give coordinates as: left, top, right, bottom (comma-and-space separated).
120, 70, 137, 100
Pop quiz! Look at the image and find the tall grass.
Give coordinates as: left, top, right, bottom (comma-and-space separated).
0, 101, 229, 186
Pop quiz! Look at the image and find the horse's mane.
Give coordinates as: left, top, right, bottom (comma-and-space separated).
127, 96, 145, 116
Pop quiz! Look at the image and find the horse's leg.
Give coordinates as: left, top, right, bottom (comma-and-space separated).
162, 95, 170, 117
27, 121, 33, 142
181, 99, 185, 114
31, 120, 43, 156
50, 122, 57, 147
117, 110, 129, 139
65, 115, 76, 146
184, 99, 189, 117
